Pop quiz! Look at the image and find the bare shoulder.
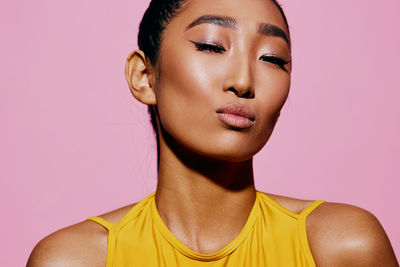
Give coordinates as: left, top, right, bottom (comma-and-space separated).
306, 202, 399, 267
27, 203, 137, 267
26, 220, 108, 267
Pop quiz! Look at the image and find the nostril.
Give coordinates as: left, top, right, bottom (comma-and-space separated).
240, 91, 252, 99
227, 87, 237, 95
227, 87, 253, 99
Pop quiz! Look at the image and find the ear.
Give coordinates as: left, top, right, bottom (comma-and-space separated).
125, 50, 157, 105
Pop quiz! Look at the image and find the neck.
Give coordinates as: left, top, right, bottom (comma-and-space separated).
154, 128, 257, 254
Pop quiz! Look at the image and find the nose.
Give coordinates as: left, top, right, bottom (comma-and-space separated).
223, 57, 254, 98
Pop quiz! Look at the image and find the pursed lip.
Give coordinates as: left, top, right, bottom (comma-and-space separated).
216, 102, 255, 121
216, 102, 255, 129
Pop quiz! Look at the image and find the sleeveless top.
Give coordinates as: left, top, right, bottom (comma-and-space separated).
87, 191, 325, 266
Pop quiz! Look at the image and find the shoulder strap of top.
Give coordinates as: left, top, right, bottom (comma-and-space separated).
297, 200, 326, 267
87, 217, 116, 267
87, 216, 115, 231
300, 200, 325, 218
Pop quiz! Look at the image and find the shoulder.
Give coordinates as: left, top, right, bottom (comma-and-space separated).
26, 220, 108, 267
260, 192, 398, 266
306, 202, 398, 267
27, 203, 136, 267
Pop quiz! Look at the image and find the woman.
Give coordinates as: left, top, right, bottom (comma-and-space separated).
28, 0, 398, 266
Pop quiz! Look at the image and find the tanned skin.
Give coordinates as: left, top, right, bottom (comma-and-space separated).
28, 0, 398, 266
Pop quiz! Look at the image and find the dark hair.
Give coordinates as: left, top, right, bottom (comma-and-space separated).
137, 0, 290, 167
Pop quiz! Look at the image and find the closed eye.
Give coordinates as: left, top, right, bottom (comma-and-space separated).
259, 55, 290, 69
191, 41, 226, 53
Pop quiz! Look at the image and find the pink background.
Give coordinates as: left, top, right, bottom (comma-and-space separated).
1, 0, 399, 265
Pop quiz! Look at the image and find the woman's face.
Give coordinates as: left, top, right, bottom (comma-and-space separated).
154, 0, 291, 162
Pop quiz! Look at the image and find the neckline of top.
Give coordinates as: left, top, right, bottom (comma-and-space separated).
150, 191, 261, 262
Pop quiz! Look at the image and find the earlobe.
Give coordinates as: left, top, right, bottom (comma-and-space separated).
125, 50, 157, 105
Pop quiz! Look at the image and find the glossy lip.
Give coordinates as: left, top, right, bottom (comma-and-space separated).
216, 102, 255, 129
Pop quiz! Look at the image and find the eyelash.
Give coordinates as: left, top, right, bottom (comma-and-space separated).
192, 41, 290, 69
259, 55, 290, 69
192, 42, 226, 53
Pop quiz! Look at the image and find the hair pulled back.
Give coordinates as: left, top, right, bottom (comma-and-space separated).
137, 0, 290, 167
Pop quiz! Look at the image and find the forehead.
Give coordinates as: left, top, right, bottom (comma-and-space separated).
174, 0, 288, 33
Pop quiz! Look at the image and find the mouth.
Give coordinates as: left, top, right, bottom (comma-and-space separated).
216, 102, 255, 129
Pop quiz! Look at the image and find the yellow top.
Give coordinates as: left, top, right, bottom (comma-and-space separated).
88, 191, 325, 267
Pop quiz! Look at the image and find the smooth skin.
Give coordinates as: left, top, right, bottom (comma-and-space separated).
28, 0, 398, 266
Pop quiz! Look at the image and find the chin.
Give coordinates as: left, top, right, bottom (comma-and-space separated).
160, 118, 273, 163
188, 138, 268, 163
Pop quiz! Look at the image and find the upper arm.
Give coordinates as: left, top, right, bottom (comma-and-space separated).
27, 220, 108, 267
307, 202, 399, 267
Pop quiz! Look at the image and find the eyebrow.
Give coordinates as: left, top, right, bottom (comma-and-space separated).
186, 15, 237, 29
186, 15, 290, 47
258, 23, 290, 47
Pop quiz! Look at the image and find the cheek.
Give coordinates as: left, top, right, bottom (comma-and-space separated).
254, 68, 290, 132
159, 45, 226, 97
154, 45, 224, 135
